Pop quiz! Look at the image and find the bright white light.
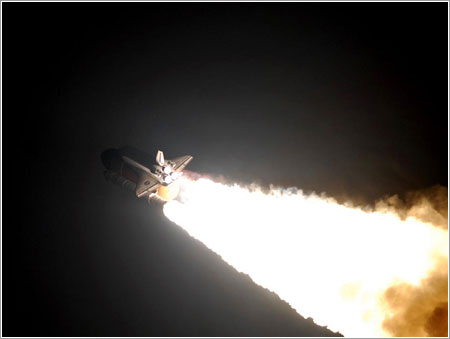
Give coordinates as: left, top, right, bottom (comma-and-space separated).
172, 172, 182, 180
163, 177, 448, 337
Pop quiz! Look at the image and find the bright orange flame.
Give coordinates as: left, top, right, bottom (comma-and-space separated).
163, 177, 448, 337
157, 181, 180, 201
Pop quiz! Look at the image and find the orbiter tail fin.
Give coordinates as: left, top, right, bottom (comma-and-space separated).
156, 150, 165, 166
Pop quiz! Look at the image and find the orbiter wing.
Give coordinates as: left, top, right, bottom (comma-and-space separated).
123, 156, 161, 198
169, 155, 194, 172
135, 173, 160, 198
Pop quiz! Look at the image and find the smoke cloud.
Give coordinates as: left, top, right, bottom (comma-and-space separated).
163, 175, 448, 337
382, 260, 448, 337
374, 185, 448, 230
375, 186, 448, 336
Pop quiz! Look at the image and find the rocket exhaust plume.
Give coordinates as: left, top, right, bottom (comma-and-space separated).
163, 175, 448, 337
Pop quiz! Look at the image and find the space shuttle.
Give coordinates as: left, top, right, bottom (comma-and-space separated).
101, 147, 193, 202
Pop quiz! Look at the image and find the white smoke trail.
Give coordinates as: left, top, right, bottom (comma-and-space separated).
163, 177, 448, 337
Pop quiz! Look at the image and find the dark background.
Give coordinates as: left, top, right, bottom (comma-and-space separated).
2, 2, 447, 337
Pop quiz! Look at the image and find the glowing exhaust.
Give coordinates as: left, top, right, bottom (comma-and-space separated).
163, 177, 448, 337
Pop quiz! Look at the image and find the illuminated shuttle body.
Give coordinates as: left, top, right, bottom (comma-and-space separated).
101, 148, 193, 202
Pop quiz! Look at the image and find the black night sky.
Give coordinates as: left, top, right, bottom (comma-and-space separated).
2, 2, 448, 337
